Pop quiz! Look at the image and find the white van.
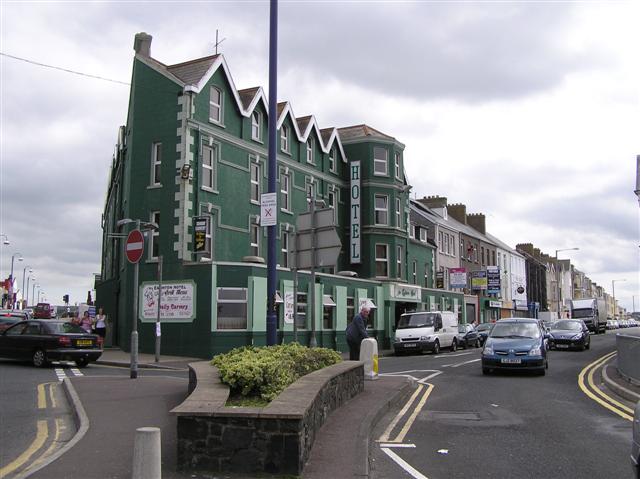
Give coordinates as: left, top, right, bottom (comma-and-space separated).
393, 311, 459, 355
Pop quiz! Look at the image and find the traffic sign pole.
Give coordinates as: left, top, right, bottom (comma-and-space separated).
130, 220, 140, 379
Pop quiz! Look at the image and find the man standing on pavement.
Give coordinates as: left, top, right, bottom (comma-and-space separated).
346, 304, 369, 360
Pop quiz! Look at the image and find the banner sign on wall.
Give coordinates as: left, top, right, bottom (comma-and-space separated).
449, 268, 467, 289
350, 161, 361, 264
486, 266, 501, 294
194, 216, 209, 254
471, 270, 487, 290
140, 281, 196, 322
435, 271, 445, 289
284, 291, 294, 324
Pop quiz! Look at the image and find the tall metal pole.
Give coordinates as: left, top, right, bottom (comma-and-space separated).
155, 255, 163, 362
21, 266, 30, 309
612, 280, 616, 318
131, 219, 140, 379
555, 250, 560, 317
293, 229, 299, 343
309, 193, 317, 348
265, 0, 279, 346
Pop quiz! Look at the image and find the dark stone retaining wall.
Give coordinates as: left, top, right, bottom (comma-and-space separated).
171, 360, 364, 475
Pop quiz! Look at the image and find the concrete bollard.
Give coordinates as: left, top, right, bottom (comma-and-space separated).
132, 427, 161, 479
360, 338, 379, 380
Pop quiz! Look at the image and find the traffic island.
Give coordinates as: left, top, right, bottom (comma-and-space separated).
171, 360, 364, 475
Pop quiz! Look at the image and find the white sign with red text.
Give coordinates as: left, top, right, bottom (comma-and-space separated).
139, 280, 196, 322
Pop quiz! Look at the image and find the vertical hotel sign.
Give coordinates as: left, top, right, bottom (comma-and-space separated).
350, 161, 361, 263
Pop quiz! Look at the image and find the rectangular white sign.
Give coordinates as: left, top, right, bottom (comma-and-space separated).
284, 291, 294, 324
140, 281, 196, 322
260, 192, 277, 227
350, 161, 361, 263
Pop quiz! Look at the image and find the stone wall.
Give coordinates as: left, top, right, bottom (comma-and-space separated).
172, 360, 364, 475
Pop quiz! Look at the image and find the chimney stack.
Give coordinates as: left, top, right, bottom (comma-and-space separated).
418, 195, 448, 209
466, 213, 486, 235
516, 243, 534, 256
134, 32, 153, 57
447, 203, 467, 224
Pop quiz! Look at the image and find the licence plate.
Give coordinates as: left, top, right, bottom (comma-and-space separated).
556, 344, 569, 349
76, 339, 93, 346
403, 343, 417, 348
501, 358, 521, 364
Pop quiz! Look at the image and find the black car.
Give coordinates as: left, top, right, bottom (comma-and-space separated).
456, 324, 480, 349
0, 320, 103, 367
475, 322, 494, 346
547, 319, 590, 351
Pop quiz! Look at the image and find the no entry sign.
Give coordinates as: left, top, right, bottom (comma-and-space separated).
126, 229, 144, 264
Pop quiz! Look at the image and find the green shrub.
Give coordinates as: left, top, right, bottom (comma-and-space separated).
211, 343, 342, 402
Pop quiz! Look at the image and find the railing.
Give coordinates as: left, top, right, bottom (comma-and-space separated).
616, 333, 640, 385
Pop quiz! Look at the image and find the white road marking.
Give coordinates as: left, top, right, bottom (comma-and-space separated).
54, 369, 66, 382
381, 447, 429, 479
379, 384, 424, 442
69, 368, 83, 377
379, 443, 416, 448
432, 352, 472, 358
450, 359, 481, 368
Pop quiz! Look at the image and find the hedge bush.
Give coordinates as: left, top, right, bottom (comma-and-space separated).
211, 342, 342, 402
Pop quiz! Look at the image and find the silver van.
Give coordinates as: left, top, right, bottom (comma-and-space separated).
393, 311, 459, 355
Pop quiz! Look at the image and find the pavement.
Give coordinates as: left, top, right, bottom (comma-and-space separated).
24, 343, 640, 479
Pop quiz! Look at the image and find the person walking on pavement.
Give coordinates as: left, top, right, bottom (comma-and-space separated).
346, 304, 369, 360
94, 308, 107, 338
79, 311, 93, 333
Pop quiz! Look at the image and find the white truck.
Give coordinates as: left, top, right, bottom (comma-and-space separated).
570, 298, 607, 334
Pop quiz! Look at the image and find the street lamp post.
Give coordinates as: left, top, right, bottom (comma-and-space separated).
32, 283, 39, 305
26, 274, 34, 306
555, 247, 579, 318
9, 252, 23, 308
21, 266, 32, 309
612, 279, 626, 319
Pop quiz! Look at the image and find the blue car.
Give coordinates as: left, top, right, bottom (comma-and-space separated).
481, 318, 549, 376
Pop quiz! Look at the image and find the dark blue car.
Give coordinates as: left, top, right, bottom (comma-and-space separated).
481, 318, 548, 376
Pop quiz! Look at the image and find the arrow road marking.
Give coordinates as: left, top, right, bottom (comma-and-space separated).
380, 447, 429, 479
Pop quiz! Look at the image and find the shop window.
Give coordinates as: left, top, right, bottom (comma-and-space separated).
323, 294, 336, 329
217, 288, 247, 329
346, 296, 354, 323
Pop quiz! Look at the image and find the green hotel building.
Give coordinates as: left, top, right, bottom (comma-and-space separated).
95, 33, 464, 358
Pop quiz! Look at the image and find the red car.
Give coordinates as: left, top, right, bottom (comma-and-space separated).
34, 303, 55, 319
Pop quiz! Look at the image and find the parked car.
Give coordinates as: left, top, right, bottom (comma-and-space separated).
0, 310, 26, 332
476, 322, 494, 346
632, 399, 640, 476
34, 302, 55, 319
393, 311, 459, 355
547, 319, 590, 351
0, 320, 103, 367
456, 323, 480, 349
481, 318, 548, 376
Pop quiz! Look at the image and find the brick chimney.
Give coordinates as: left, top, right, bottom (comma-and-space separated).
447, 203, 467, 224
418, 195, 447, 209
467, 213, 486, 235
516, 243, 534, 256
134, 32, 153, 57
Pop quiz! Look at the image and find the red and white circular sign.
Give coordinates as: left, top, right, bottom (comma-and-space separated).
125, 229, 144, 264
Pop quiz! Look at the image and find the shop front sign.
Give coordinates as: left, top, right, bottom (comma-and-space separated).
140, 281, 196, 322
350, 161, 361, 264
471, 270, 487, 290
486, 266, 500, 294
390, 283, 421, 302
449, 268, 467, 288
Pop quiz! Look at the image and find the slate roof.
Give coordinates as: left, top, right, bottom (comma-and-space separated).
296, 115, 312, 133
338, 124, 396, 142
238, 87, 261, 110
167, 55, 219, 85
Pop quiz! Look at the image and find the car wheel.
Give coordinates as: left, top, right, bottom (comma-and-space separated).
451, 339, 457, 352
75, 358, 89, 368
433, 341, 440, 355
32, 349, 48, 368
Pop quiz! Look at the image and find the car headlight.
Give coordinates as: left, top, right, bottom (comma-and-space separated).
572, 334, 582, 340
420, 335, 432, 341
529, 346, 542, 355
483, 345, 494, 355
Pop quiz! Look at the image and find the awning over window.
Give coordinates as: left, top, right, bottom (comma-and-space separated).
275, 291, 283, 304
359, 298, 377, 310
323, 295, 336, 307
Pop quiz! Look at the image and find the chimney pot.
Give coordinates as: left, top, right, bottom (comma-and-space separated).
134, 32, 153, 57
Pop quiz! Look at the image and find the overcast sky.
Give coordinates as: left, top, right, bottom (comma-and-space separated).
1, 1, 638, 312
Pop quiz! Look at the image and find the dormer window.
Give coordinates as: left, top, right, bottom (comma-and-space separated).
251, 111, 262, 141
306, 138, 315, 164
329, 147, 336, 172
209, 86, 222, 124
281, 125, 289, 153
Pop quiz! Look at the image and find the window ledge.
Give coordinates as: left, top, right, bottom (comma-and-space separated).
201, 186, 219, 194
208, 120, 226, 129
281, 209, 294, 215
147, 184, 162, 190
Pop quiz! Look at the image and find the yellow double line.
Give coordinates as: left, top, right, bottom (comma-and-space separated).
578, 351, 633, 421
0, 382, 61, 478
378, 382, 434, 443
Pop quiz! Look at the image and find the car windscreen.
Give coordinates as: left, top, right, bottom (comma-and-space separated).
571, 309, 592, 319
476, 323, 492, 332
458, 325, 467, 333
490, 322, 541, 339
44, 322, 87, 334
397, 312, 437, 329
553, 320, 582, 331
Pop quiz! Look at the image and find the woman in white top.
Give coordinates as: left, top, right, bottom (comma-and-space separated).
94, 308, 107, 338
